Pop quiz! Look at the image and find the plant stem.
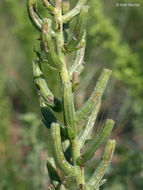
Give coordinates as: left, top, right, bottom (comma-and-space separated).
54, 1, 84, 187
72, 138, 85, 187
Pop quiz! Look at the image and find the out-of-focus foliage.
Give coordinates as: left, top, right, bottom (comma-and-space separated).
84, 0, 143, 189
0, 0, 143, 189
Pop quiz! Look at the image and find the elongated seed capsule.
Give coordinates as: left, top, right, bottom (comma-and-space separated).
62, 82, 76, 139
50, 123, 75, 176
41, 0, 55, 14
85, 140, 116, 190
64, 6, 88, 52
42, 18, 63, 70
78, 101, 101, 148
33, 60, 62, 111
68, 33, 86, 78
75, 68, 112, 121
27, 0, 42, 31
47, 157, 61, 188
76, 119, 114, 165
62, 0, 87, 23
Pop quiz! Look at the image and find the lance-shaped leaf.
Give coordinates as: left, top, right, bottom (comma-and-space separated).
64, 6, 88, 52
76, 119, 114, 165
27, 0, 42, 31
75, 68, 112, 122
62, 82, 76, 139
47, 157, 61, 188
41, 0, 55, 15
78, 101, 101, 148
85, 140, 116, 190
33, 60, 62, 112
42, 18, 63, 70
68, 33, 86, 78
62, 0, 87, 23
50, 122, 75, 176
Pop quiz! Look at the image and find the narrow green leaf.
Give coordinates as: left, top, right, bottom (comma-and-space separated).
47, 157, 61, 188
68, 33, 86, 77
50, 122, 75, 176
85, 140, 116, 190
78, 101, 101, 148
41, 0, 55, 14
75, 68, 112, 121
42, 18, 63, 70
62, 0, 87, 23
77, 119, 115, 165
64, 6, 88, 52
33, 60, 62, 111
27, 0, 42, 31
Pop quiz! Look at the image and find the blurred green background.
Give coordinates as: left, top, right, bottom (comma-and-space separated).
0, 0, 143, 189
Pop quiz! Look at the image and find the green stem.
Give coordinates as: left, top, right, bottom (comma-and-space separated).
55, 0, 76, 139
54, 1, 84, 187
72, 138, 85, 187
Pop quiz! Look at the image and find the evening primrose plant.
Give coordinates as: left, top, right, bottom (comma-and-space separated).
27, 0, 116, 189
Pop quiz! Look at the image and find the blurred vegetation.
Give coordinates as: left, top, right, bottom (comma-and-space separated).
0, 0, 143, 189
